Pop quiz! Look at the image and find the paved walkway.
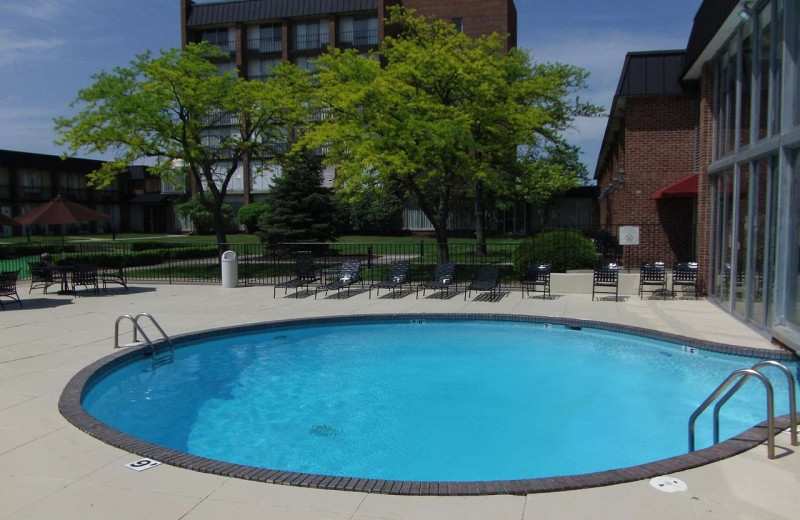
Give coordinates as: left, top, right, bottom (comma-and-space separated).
0, 283, 798, 519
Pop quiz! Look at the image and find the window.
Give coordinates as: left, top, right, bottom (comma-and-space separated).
787, 149, 800, 327
451, 18, 463, 33
216, 62, 238, 77
740, 19, 753, 147
757, 4, 772, 139
247, 58, 280, 81
339, 16, 378, 47
292, 56, 317, 73
771, 0, 783, 135
202, 28, 234, 54
292, 20, 329, 51
19, 169, 51, 200
248, 23, 281, 54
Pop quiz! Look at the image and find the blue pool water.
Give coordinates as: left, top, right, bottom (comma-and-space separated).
83, 320, 799, 481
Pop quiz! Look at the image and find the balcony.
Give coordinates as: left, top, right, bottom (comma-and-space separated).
202, 40, 237, 59
246, 39, 282, 56
203, 110, 240, 127
338, 30, 379, 50
290, 34, 329, 54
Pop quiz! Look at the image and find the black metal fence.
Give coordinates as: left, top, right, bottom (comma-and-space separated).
0, 224, 682, 290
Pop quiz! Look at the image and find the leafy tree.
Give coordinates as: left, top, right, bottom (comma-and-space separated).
337, 188, 404, 235
237, 202, 268, 234
256, 149, 337, 245
176, 195, 234, 235
55, 42, 312, 245
307, 7, 599, 260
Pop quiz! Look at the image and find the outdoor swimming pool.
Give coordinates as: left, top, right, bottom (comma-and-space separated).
68, 315, 799, 493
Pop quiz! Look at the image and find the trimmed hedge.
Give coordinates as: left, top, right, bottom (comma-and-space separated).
513, 230, 598, 274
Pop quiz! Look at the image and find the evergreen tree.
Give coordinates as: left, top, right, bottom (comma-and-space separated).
257, 149, 337, 245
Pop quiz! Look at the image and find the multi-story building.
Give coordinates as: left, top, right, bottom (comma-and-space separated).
596, 0, 800, 352
179, 0, 517, 212
0, 149, 183, 237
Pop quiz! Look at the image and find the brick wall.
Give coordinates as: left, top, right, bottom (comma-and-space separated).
695, 64, 715, 295
598, 94, 700, 267
402, 0, 516, 49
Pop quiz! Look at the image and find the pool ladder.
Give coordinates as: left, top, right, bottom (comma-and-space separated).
114, 313, 174, 367
688, 360, 798, 459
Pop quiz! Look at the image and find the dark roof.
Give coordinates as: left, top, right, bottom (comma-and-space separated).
0, 149, 104, 173
615, 51, 686, 97
186, 0, 379, 26
683, 0, 737, 77
594, 50, 689, 179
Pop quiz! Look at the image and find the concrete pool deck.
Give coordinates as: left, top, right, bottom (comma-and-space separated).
0, 282, 798, 519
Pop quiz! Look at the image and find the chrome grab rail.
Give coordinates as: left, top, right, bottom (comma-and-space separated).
114, 313, 173, 365
712, 361, 797, 447
689, 368, 775, 459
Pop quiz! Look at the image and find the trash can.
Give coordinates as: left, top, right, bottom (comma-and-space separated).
221, 250, 238, 288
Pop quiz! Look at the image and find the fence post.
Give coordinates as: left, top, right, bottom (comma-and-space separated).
368, 246, 373, 269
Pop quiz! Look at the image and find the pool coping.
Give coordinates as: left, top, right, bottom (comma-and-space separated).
58, 313, 798, 496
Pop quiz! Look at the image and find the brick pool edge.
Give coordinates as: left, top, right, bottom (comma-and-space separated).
58, 313, 797, 496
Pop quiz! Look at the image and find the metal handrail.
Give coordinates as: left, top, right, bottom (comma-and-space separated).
114, 314, 156, 352
689, 368, 775, 458
712, 361, 798, 447
114, 313, 174, 364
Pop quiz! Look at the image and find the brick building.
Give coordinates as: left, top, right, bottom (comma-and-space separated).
595, 51, 698, 268
597, 0, 800, 351
0, 149, 182, 237
179, 0, 517, 212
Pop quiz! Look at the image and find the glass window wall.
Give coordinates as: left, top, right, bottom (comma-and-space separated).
757, 4, 772, 139
788, 149, 800, 328
734, 164, 750, 317
741, 22, 753, 148
713, 169, 735, 308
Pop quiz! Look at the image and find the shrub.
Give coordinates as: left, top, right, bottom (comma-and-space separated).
337, 190, 404, 235
513, 229, 598, 273
237, 202, 269, 234
176, 195, 234, 235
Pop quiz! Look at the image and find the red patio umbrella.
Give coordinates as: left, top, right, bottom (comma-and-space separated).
0, 214, 19, 226
15, 195, 110, 243
15, 195, 110, 226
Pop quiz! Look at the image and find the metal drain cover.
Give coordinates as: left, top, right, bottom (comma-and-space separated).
650, 476, 687, 493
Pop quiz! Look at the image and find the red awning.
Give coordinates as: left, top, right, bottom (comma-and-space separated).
652, 174, 698, 200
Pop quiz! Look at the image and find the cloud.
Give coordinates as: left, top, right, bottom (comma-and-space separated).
0, 106, 63, 155
0, 30, 66, 67
519, 30, 687, 174
0, 0, 69, 21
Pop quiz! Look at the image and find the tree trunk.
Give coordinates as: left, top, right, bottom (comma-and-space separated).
474, 180, 487, 257
213, 206, 228, 247
433, 222, 449, 262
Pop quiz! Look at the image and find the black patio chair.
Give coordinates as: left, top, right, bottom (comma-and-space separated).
416, 261, 456, 299
464, 265, 501, 301
521, 262, 551, 298
71, 264, 100, 296
0, 270, 22, 309
638, 261, 667, 299
369, 260, 410, 299
671, 261, 698, 299
101, 257, 129, 292
28, 260, 58, 294
592, 262, 619, 301
274, 251, 320, 297
315, 259, 362, 299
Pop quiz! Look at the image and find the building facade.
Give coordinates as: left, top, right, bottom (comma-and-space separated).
0, 149, 182, 236
595, 51, 699, 268
597, 0, 800, 351
179, 0, 518, 216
